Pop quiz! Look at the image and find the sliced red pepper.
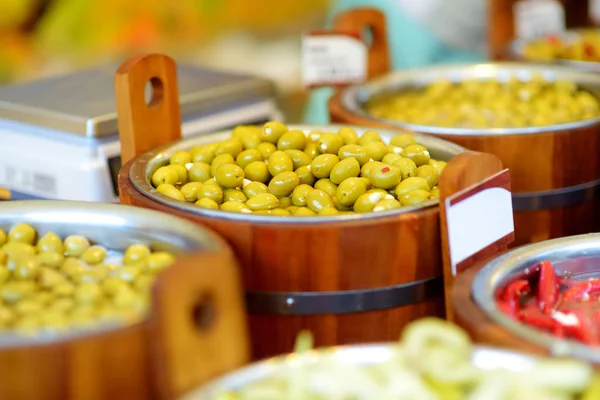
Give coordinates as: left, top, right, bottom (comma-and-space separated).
537, 261, 560, 314
561, 279, 600, 302
560, 310, 599, 345
519, 304, 558, 332
501, 279, 530, 315
585, 44, 595, 58
497, 300, 518, 318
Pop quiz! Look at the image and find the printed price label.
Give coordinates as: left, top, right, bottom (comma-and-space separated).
301, 30, 367, 88
445, 169, 515, 276
514, 0, 565, 39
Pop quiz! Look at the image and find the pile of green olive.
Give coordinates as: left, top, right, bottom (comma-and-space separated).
150, 122, 446, 216
0, 223, 175, 335
364, 75, 600, 128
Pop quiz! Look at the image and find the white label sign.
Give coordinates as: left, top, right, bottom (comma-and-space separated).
514, 0, 565, 39
445, 172, 515, 276
301, 34, 367, 88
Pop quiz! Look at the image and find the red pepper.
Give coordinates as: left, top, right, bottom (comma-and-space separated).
585, 43, 595, 58
497, 300, 518, 318
561, 279, 600, 302
537, 261, 560, 314
501, 279, 530, 315
560, 310, 599, 345
519, 305, 558, 332
547, 34, 559, 45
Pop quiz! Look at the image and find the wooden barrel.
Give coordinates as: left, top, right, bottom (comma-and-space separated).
112, 54, 506, 360
0, 201, 248, 400
451, 233, 600, 364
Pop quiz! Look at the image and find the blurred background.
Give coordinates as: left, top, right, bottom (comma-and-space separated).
0, 0, 331, 121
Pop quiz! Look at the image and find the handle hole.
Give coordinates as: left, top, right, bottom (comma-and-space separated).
362, 26, 374, 49
192, 293, 216, 331
144, 77, 164, 107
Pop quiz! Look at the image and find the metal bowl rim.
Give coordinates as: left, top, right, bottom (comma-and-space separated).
339, 62, 600, 136
471, 232, 600, 363
128, 124, 466, 224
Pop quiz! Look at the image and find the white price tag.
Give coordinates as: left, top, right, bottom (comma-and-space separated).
445, 170, 515, 276
591, 0, 600, 24
301, 32, 367, 88
514, 0, 565, 39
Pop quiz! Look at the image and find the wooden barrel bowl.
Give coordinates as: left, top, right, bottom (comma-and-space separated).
330, 62, 600, 247
112, 54, 509, 361
451, 232, 600, 364
0, 201, 248, 400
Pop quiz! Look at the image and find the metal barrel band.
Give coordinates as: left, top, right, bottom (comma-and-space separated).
245, 276, 443, 316
512, 178, 600, 212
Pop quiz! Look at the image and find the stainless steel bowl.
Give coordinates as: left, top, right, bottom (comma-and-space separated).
339, 62, 600, 136
129, 124, 465, 223
472, 233, 600, 363
510, 30, 600, 74
0, 200, 220, 347
182, 343, 539, 399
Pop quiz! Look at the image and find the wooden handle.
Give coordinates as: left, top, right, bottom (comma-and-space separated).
149, 251, 250, 399
115, 53, 183, 165
333, 8, 391, 79
438, 151, 506, 322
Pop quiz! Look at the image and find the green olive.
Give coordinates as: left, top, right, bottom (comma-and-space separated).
390, 133, 417, 148
291, 184, 314, 206
169, 150, 192, 165
429, 160, 447, 176
8, 223, 36, 245
369, 164, 402, 190
52, 282, 75, 297
191, 143, 218, 163
363, 141, 388, 161
223, 188, 248, 203
64, 235, 90, 257
80, 245, 107, 265
124, 244, 151, 265
234, 126, 262, 149
0, 230, 5, 247
387, 145, 403, 155
395, 177, 431, 198
401, 144, 431, 167
74, 283, 103, 305
61, 257, 87, 277
360, 161, 383, 178
37, 232, 64, 254
293, 207, 317, 216
338, 144, 370, 166
382, 153, 402, 165
203, 178, 220, 186
277, 130, 307, 151
268, 151, 294, 176
278, 197, 292, 209
311, 154, 339, 179
306, 189, 335, 212
336, 177, 368, 207
195, 198, 219, 209
188, 162, 212, 182
73, 269, 108, 284
246, 193, 279, 211
304, 142, 321, 159
256, 142, 277, 160
180, 182, 204, 202
329, 157, 360, 185
309, 179, 336, 199
416, 165, 440, 189
319, 207, 340, 216
220, 201, 253, 214
244, 161, 270, 183
271, 208, 292, 216
215, 138, 243, 158
215, 164, 245, 188
196, 184, 224, 203
243, 181, 268, 198
373, 198, 401, 212
295, 166, 316, 186
210, 154, 236, 176
38, 267, 66, 288
358, 131, 382, 145
399, 189, 431, 206
393, 158, 418, 180
1, 281, 35, 304
170, 164, 189, 185
0, 266, 9, 285
284, 150, 312, 169
156, 184, 185, 201
8, 254, 40, 280
236, 149, 262, 170
338, 127, 359, 145
286, 206, 299, 214
115, 265, 142, 282
318, 133, 345, 154
36, 252, 64, 269
1, 242, 35, 258
262, 121, 288, 144
353, 189, 391, 213
14, 299, 44, 316
268, 171, 300, 197
151, 166, 179, 187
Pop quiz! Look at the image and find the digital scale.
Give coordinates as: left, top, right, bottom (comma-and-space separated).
0, 63, 282, 202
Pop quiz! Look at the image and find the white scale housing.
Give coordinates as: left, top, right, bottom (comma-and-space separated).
0, 64, 282, 203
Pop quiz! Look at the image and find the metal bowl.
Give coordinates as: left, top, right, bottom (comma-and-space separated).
339, 62, 600, 136
128, 124, 465, 224
182, 343, 540, 399
510, 30, 600, 74
472, 232, 600, 364
0, 200, 220, 347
